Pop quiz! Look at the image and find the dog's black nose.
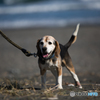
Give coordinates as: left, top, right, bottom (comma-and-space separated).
42, 47, 47, 52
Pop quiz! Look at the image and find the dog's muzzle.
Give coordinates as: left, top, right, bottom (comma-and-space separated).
42, 47, 52, 58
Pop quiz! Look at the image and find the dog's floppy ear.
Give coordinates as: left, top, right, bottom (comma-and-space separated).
55, 41, 61, 57
36, 39, 41, 56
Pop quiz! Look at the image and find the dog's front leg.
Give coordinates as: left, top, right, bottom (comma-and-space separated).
51, 67, 63, 89
40, 69, 46, 89
56, 67, 63, 89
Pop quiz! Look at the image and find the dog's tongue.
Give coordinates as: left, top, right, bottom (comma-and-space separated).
43, 54, 48, 58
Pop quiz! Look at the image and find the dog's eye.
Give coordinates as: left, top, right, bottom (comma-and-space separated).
40, 42, 44, 45
48, 42, 52, 45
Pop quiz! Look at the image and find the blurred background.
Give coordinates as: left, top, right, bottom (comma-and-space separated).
0, 0, 100, 29
0, 0, 100, 78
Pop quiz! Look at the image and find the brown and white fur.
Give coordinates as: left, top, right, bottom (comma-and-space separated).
36, 24, 82, 89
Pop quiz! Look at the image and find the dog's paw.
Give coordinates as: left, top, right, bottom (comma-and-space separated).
78, 85, 82, 89
54, 85, 63, 90
75, 81, 83, 89
57, 85, 63, 89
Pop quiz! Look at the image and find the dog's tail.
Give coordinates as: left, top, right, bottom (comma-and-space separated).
65, 24, 80, 49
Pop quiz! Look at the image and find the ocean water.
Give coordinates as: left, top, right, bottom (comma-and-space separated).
0, 0, 100, 29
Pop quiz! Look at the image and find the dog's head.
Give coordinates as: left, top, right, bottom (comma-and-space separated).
36, 36, 60, 59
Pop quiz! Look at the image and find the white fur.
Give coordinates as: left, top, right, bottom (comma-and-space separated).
51, 69, 63, 89
40, 59, 59, 70
73, 23, 80, 36
71, 71, 82, 89
57, 75, 63, 89
40, 37, 55, 54
71, 71, 79, 82
79, 85, 82, 89
40, 61, 63, 89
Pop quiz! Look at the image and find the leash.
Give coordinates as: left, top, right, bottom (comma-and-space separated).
0, 30, 37, 57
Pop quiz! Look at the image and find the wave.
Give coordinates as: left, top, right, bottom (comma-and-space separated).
0, 17, 100, 29
0, 0, 100, 29
0, 1, 100, 14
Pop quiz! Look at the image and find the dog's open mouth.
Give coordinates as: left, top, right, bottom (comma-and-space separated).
42, 52, 52, 58
43, 54, 49, 58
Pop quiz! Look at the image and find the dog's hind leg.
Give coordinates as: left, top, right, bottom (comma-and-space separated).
62, 59, 82, 89
70, 70, 82, 89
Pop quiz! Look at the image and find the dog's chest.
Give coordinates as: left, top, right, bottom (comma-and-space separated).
41, 59, 58, 70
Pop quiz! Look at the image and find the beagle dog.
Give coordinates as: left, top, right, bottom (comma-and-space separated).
36, 24, 82, 89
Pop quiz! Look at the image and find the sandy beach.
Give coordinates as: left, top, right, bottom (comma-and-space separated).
0, 25, 100, 78
0, 25, 100, 99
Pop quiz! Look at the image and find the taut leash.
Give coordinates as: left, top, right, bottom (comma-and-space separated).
0, 30, 37, 57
